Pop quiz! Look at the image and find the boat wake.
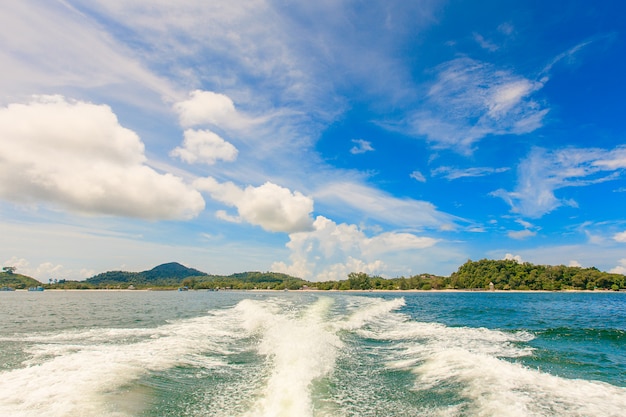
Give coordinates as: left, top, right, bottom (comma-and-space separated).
1, 294, 625, 417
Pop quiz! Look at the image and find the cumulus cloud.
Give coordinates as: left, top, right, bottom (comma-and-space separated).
2, 256, 94, 282
350, 139, 374, 154
503, 253, 523, 263
609, 259, 626, 275
173, 90, 278, 134
0, 96, 205, 219
174, 90, 242, 128
170, 129, 238, 165
194, 177, 314, 233
406, 57, 548, 152
613, 231, 626, 243
271, 215, 439, 281
493, 146, 626, 218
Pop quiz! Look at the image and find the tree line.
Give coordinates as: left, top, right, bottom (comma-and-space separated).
5, 259, 625, 291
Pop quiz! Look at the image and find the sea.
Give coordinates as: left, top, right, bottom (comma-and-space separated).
0, 290, 624, 417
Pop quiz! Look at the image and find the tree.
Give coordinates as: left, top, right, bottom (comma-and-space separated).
347, 272, 372, 290
2, 266, 16, 274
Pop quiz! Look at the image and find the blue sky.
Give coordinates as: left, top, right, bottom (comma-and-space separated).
2, 0, 626, 281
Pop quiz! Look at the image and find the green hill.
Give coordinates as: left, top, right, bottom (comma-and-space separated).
83, 263, 306, 290
193, 271, 308, 290
143, 262, 207, 281
0, 272, 42, 289
86, 262, 207, 287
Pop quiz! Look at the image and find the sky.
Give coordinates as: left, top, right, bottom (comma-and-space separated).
1, 0, 626, 282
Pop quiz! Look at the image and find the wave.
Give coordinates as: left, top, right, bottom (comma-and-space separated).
0, 310, 242, 417
538, 327, 625, 344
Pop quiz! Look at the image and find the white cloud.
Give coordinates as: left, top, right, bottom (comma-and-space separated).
503, 253, 523, 263
613, 231, 626, 243
0, 1, 176, 106
271, 215, 438, 281
494, 146, 626, 218
350, 139, 374, 154
569, 260, 582, 267
410, 170, 426, 182
170, 129, 238, 165
406, 57, 548, 152
507, 229, 536, 240
2, 256, 94, 282
516, 219, 534, 229
174, 90, 243, 129
0, 96, 204, 219
541, 40, 594, 76
609, 259, 626, 275
432, 166, 509, 180
314, 181, 458, 228
593, 147, 626, 170
473, 32, 499, 52
195, 177, 314, 233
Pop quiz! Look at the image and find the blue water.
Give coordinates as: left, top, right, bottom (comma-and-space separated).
0, 290, 624, 416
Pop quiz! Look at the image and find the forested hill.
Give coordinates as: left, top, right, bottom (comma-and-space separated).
84, 263, 306, 289
312, 260, 625, 291
449, 259, 625, 291
86, 262, 208, 286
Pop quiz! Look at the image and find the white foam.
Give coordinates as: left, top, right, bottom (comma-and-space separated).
336, 296, 406, 331
415, 349, 626, 417
355, 307, 626, 417
0, 311, 241, 417
235, 297, 341, 417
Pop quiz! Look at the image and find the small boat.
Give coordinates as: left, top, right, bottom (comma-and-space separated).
0, 286, 16, 291
178, 286, 189, 291
28, 286, 44, 291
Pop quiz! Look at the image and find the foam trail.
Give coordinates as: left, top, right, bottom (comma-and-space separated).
336, 296, 406, 331
416, 349, 626, 417
370, 316, 626, 416
0, 312, 241, 417
236, 297, 341, 417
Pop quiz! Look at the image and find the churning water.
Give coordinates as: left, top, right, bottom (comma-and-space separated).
1, 290, 624, 416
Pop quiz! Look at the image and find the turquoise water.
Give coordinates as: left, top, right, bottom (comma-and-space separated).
0, 291, 624, 416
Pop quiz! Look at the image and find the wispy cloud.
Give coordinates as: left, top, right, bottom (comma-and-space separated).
350, 139, 375, 154
493, 146, 626, 218
313, 181, 460, 229
540, 39, 594, 77
473, 32, 499, 52
498, 22, 514, 36
410, 170, 427, 182
403, 57, 548, 152
0, 1, 177, 107
432, 165, 509, 180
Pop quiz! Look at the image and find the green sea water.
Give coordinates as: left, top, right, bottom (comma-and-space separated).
0, 291, 624, 416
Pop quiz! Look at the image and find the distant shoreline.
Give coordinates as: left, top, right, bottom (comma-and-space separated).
8, 288, 623, 293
